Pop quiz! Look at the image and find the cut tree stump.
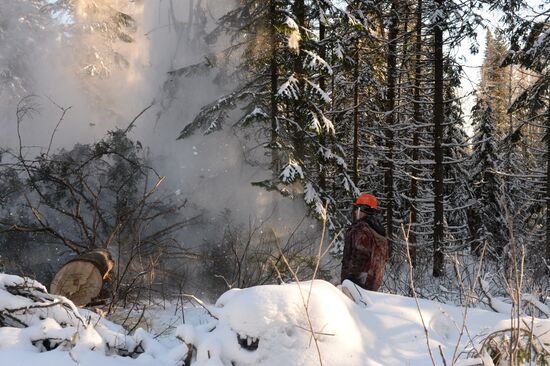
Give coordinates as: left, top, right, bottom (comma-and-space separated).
50, 249, 114, 306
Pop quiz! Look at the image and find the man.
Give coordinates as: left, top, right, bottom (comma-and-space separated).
341, 193, 389, 291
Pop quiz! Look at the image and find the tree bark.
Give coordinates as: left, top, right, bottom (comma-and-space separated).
352, 39, 360, 186
270, 0, 279, 177
433, 0, 445, 277
292, 0, 306, 160
319, 11, 327, 191
546, 92, 550, 261
409, 0, 423, 268
385, 0, 399, 250
50, 249, 114, 306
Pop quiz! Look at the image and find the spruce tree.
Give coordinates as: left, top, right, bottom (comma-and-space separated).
469, 100, 508, 257
179, 0, 358, 242
479, 30, 510, 136
443, 87, 472, 252
496, 0, 550, 261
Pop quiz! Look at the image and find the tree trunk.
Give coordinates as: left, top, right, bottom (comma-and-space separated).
186, 0, 194, 42
546, 93, 550, 261
385, 0, 399, 250
508, 64, 513, 136
433, 0, 445, 277
292, 0, 306, 161
50, 249, 114, 306
319, 12, 327, 191
352, 39, 360, 186
409, 0, 423, 268
270, 0, 279, 177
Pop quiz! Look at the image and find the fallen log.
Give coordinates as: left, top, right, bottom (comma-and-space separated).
50, 248, 114, 306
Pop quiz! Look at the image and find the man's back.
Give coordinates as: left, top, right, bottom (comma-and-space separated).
341, 217, 388, 291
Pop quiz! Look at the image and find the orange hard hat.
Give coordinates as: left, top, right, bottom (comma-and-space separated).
353, 193, 377, 209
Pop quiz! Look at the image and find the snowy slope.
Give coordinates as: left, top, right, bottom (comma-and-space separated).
0, 274, 548, 366
175, 280, 520, 366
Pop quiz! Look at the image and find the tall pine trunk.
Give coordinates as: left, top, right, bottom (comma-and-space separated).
385, 0, 399, 250
546, 93, 550, 261
433, 0, 445, 277
270, 0, 279, 177
352, 40, 360, 186
508, 64, 513, 135
319, 13, 327, 191
409, 0, 423, 268
292, 0, 306, 160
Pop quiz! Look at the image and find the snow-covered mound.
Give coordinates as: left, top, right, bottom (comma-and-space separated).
1, 273, 549, 365
0, 274, 180, 365
177, 280, 365, 365
177, 280, 550, 366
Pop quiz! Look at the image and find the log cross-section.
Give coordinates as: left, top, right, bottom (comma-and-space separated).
50, 249, 113, 306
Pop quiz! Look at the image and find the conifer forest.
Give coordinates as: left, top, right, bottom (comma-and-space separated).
0, 0, 549, 338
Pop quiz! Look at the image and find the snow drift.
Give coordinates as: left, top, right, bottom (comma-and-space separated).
176, 280, 550, 366
0, 273, 549, 365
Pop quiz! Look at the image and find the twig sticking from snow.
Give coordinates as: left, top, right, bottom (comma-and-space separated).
276, 246, 324, 365
402, 223, 438, 366
307, 205, 340, 306
450, 240, 488, 364
438, 345, 447, 366
1, 281, 86, 329
0, 275, 153, 358
3, 300, 63, 313
307, 206, 327, 309
479, 278, 507, 313
293, 324, 335, 337
275, 209, 331, 366
181, 294, 218, 320
474, 326, 550, 365
502, 200, 525, 364
0, 312, 28, 327
127, 306, 147, 334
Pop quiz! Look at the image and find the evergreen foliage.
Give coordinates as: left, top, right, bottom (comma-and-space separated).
469, 99, 508, 257
178, 0, 495, 275
2, 0, 549, 292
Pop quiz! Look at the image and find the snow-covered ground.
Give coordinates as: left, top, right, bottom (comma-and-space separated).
0, 274, 548, 365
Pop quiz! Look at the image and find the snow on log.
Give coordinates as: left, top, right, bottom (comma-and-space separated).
0, 274, 174, 362
50, 249, 114, 306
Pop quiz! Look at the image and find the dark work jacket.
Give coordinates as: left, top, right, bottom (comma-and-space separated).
341, 216, 389, 291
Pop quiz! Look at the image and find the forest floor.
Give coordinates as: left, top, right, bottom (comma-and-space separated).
0, 274, 548, 365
